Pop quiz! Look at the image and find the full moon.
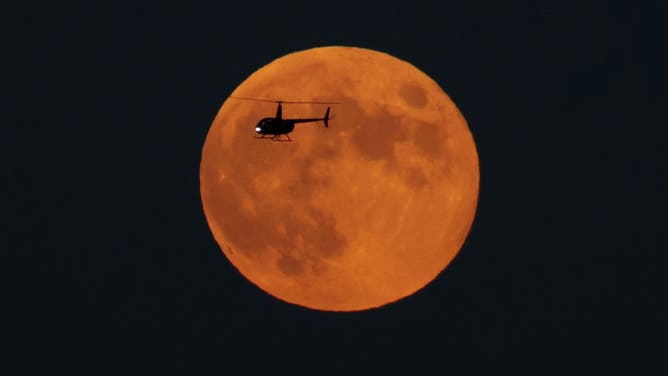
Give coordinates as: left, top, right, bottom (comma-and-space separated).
200, 46, 479, 311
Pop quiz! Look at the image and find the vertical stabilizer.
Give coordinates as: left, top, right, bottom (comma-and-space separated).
324, 107, 330, 128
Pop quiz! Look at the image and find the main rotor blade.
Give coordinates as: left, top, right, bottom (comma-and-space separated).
230, 96, 341, 104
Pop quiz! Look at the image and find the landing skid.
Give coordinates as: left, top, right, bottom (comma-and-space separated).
254, 134, 292, 142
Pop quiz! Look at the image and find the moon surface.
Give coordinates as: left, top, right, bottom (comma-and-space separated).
200, 46, 479, 311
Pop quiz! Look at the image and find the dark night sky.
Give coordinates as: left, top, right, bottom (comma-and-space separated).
3, 1, 664, 372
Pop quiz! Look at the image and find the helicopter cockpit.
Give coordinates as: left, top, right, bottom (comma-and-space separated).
256, 118, 272, 133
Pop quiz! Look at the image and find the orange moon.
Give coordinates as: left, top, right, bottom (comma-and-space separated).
200, 46, 479, 311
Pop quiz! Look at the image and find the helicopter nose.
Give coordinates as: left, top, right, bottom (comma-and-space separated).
255, 127, 261, 133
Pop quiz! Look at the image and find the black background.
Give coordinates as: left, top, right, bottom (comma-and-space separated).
3, 1, 664, 372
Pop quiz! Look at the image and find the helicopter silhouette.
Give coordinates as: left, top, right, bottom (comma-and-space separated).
231, 96, 340, 141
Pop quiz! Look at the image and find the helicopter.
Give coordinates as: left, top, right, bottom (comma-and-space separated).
231, 96, 340, 141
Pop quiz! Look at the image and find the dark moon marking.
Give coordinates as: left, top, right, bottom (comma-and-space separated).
277, 254, 304, 276
413, 120, 443, 159
403, 166, 429, 189
399, 83, 428, 108
349, 103, 408, 164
